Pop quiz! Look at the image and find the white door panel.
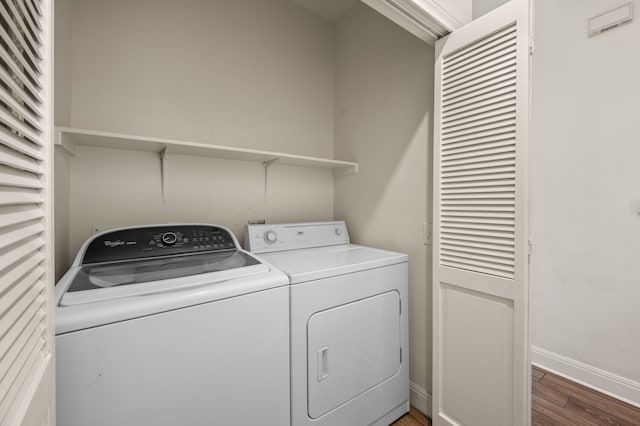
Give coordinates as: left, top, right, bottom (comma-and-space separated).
307, 291, 401, 418
441, 285, 514, 425
0, 0, 55, 424
433, 0, 531, 425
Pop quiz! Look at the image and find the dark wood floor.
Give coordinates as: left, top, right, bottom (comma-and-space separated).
391, 406, 431, 426
391, 366, 640, 426
532, 366, 640, 426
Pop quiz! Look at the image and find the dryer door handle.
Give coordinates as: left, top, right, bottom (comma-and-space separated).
317, 346, 329, 382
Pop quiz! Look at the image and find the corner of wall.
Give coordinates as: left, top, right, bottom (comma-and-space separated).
54, 148, 71, 281
410, 381, 433, 418
332, 0, 435, 396
53, 0, 74, 278
54, 0, 72, 127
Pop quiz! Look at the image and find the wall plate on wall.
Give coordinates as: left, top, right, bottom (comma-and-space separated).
588, 3, 633, 37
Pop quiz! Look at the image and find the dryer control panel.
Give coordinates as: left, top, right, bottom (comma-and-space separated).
244, 221, 349, 253
82, 225, 237, 264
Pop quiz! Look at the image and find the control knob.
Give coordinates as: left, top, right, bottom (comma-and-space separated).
264, 230, 277, 244
161, 232, 178, 245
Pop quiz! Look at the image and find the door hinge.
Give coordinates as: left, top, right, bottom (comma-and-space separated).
399, 299, 402, 315
528, 239, 533, 262
529, 36, 535, 55
400, 347, 403, 363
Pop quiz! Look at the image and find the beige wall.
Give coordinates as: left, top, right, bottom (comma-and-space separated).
54, 0, 72, 126
67, 147, 334, 264
472, 0, 508, 19
54, 0, 72, 279
531, 0, 640, 404
57, 0, 337, 273
334, 2, 435, 398
54, 148, 71, 281
69, 0, 335, 158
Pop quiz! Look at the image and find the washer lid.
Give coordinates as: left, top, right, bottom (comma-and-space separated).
59, 250, 266, 306
258, 244, 408, 284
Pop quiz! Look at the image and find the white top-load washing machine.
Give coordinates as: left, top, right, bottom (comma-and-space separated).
245, 221, 409, 426
55, 224, 290, 426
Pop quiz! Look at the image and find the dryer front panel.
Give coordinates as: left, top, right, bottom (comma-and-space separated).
290, 262, 409, 426
307, 291, 401, 418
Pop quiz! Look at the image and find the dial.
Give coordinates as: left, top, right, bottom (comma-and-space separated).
161, 232, 178, 245
264, 230, 278, 244
335, 228, 342, 236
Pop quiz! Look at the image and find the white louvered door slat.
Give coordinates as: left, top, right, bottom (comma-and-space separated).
0, 91, 42, 133
28, 0, 41, 17
0, 110, 42, 144
0, 145, 43, 174
443, 24, 515, 62
0, 0, 42, 60
0, 128, 45, 160
0, 189, 43, 208
444, 54, 517, 89
0, 329, 46, 422
0, 254, 45, 300
0, 223, 45, 252
0, 2, 40, 65
0, 165, 44, 189
433, 0, 531, 425
445, 38, 517, 77
0, 286, 46, 384
0, 205, 44, 229
443, 92, 516, 119
0, 267, 44, 318
0, 0, 54, 425
0, 66, 42, 114
16, 0, 40, 31
0, 24, 40, 79
0, 44, 42, 96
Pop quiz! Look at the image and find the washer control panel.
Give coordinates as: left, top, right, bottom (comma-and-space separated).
244, 221, 349, 253
82, 224, 237, 264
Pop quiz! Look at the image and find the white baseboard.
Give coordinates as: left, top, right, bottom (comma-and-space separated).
409, 381, 432, 418
532, 345, 640, 408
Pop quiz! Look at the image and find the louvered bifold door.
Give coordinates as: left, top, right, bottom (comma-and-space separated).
0, 0, 54, 425
432, 1, 531, 425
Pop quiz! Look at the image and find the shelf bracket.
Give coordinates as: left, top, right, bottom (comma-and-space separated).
333, 163, 359, 176
160, 146, 169, 202
263, 158, 279, 202
54, 129, 78, 156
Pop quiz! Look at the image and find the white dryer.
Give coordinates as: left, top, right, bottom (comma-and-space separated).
245, 221, 409, 426
55, 224, 290, 426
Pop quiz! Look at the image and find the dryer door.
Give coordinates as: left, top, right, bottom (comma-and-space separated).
307, 291, 401, 418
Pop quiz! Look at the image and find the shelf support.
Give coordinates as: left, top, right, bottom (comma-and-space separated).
263, 158, 279, 202
333, 163, 359, 176
160, 146, 169, 202
54, 129, 78, 156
